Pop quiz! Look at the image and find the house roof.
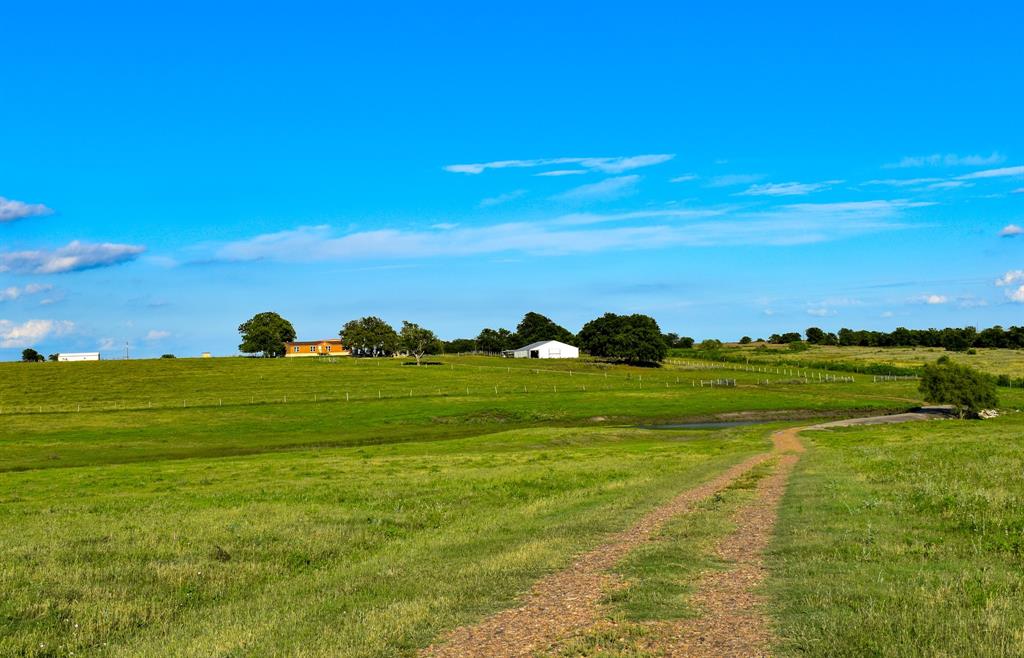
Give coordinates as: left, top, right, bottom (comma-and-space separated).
514, 340, 576, 351
286, 339, 344, 345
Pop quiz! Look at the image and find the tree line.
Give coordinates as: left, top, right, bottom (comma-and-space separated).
238, 310, 685, 364
788, 325, 1024, 351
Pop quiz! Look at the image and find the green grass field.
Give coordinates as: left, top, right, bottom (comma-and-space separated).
1, 354, 1022, 656
689, 342, 1024, 378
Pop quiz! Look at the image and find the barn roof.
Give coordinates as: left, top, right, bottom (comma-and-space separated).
514, 340, 576, 351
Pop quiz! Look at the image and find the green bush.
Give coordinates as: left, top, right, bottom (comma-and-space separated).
919, 357, 998, 418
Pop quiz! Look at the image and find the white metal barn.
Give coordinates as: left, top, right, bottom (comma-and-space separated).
58, 352, 101, 362
507, 340, 579, 359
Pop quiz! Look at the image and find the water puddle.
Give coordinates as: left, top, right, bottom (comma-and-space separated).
639, 420, 771, 430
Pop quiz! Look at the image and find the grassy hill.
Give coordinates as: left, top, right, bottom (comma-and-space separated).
1, 354, 1022, 656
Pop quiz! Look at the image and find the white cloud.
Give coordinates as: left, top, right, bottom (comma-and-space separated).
806, 307, 836, 317
216, 198, 919, 264
670, 174, 698, 183
0, 241, 145, 274
995, 270, 1024, 287
916, 294, 949, 305
0, 319, 74, 348
98, 337, 118, 351
0, 283, 54, 303
956, 165, 1024, 181
880, 311, 895, 318
1013, 188, 1024, 194
1008, 285, 1024, 303
924, 180, 972, 190
479, 189, 526, 207
884, 152, 1005, 169
999, 224, 1023, 237
736, 180, 840, 197
145, 329, 170, 341
534, 170, 588, 177
444, 154, 674, 175
864, 177, 944, 187
430, 223, 459, 230
0, 196, 53, 222
552, 175, 640, 202
705, 173, 766, 188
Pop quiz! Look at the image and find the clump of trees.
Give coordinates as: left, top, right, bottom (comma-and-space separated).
340, 316, 400, 356
238, 312, 296, 357
663, 333, 695, 348
21, 348, 45, 362
578, 313, 667, 365
516, 312, 575, 345
919, 356, 998, 418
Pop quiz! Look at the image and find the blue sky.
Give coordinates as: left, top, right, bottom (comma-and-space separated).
1, 1, 1022, 358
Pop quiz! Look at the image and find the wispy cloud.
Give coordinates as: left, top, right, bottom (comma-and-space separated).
444, 154, 674, 175
0, 283, 53, 302
863, 177, 943, 187
479, 189, 526, 207
736, 180, 841, 197
956, 165, 1024, 180
915, 294, 949, 305
430, 222, 458, 230
216, 198, 919, 264
0, 241, 146, 274
145, 329, 170, 341
552, 175, 640, 202
806, 307, 836, 317
883, 152, 1005, 169
0, 319, 74, 348
0, 196, 53, 223
670, 174, 698, 183
999, 224, 1023, 238
705, 173, 766, 188
534, 170, 588, 177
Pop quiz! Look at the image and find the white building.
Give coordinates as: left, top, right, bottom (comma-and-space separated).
58, 352, 101, 362
506, 340, 579, 359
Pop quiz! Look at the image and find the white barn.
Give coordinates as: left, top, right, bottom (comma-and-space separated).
506, 340, 579, 359
58, 352, 101, 362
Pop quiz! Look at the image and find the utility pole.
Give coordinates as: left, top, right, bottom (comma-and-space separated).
125, 342, 129, 360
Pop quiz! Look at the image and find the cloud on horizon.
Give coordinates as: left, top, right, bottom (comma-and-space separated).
0, 241, 146, 274
0, 319, 74, 348
0, 196, 54, 222
999, 224, 1023, 238
444, 154, 674, 175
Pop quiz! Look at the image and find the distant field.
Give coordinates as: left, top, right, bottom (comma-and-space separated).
1, 355, 1022, 656
677, 343, 1024, 378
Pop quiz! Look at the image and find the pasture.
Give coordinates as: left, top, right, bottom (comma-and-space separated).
1, 355, 1022, 656
703, 342, 1024, 378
